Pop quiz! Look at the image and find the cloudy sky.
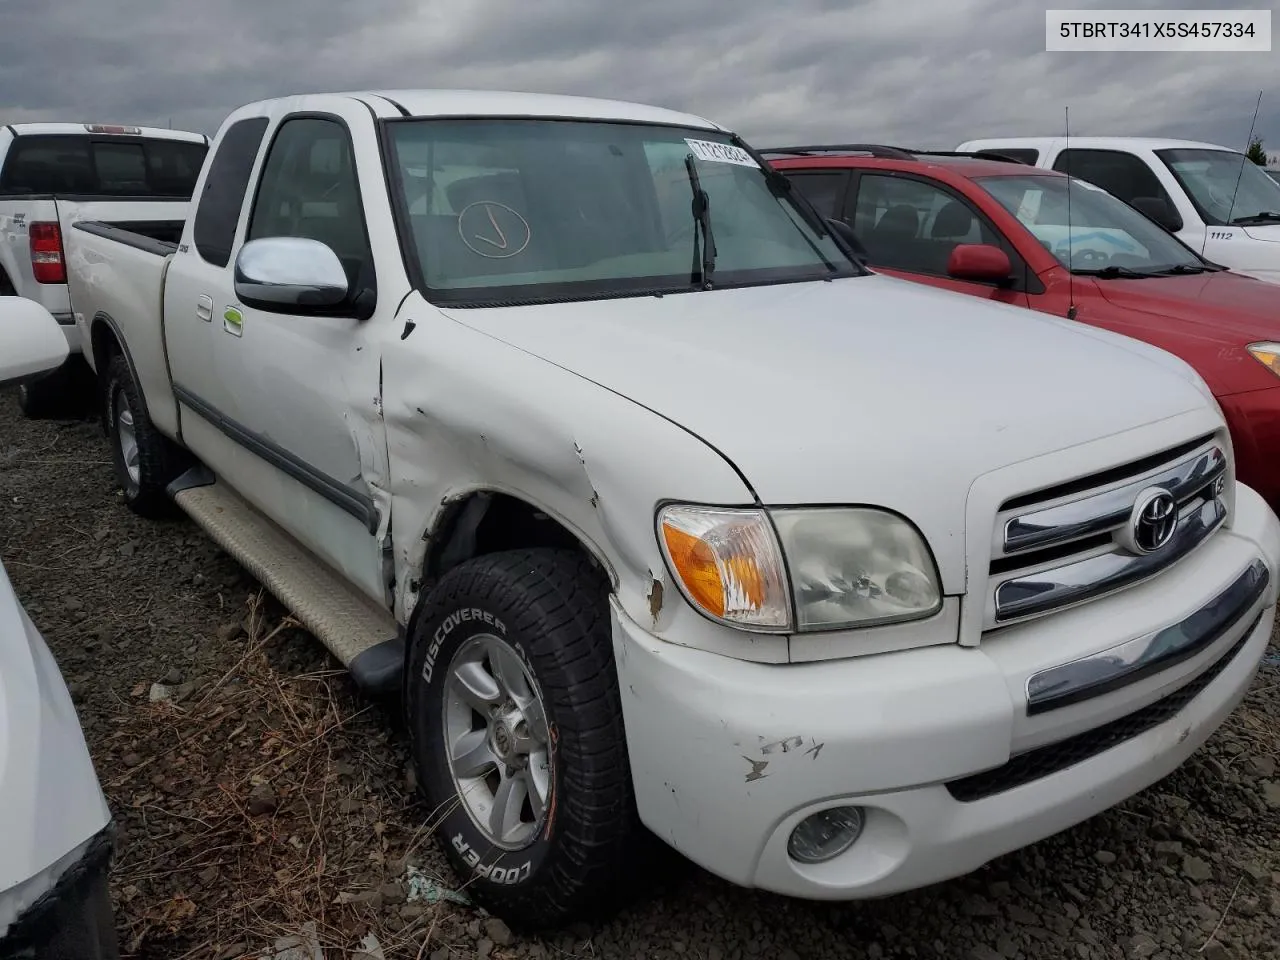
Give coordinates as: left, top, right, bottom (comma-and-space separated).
2, 0, 1277, 156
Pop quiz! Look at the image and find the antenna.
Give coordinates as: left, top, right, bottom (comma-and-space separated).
1064, 106, 1076, 321
1226, 90, 1263, 227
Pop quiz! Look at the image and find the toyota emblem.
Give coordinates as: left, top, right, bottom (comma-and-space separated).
1123, 487, 1178, 555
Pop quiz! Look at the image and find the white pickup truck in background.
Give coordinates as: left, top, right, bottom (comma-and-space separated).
0, 122, 207, 417
955, 136, 1280, 286
61, 89, 1280, 929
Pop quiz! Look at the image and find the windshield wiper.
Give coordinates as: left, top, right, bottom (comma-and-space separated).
684, 154, 717, 290
1073, 265, 1156, 279
1152, 263, 1212, 275
1229, 211, 1280, 225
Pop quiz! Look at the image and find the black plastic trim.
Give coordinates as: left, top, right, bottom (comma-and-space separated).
372, 95, 410, 117
349, 636, 405, 695
73, 219, 178, 258
1026, 559, 1268, 715
166, 462, 217, 496
171, 384, 380, 534
0, 823, 118, 959
947, 619, 1258, 803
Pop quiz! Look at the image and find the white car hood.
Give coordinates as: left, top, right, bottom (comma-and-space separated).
442, 274, 1213, 581
1241, 223, 1280, 243
0, 560, 110, 929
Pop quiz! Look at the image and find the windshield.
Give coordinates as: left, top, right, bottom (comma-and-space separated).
384, 118, 857, 305
1156, 148, 1280, 225
977, 173, 1205, 275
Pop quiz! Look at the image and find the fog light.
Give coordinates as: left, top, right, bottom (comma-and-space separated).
787, 806, 865, 864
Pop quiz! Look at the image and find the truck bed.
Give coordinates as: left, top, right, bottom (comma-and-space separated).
64, 219, 182, 435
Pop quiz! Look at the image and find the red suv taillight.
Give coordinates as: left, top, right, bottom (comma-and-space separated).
29, 221, 66, 284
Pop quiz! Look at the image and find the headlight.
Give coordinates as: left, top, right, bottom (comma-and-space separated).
657, 504, 942, 633
772, 507, 942, 630
1247, 341, 1280, 378
657, 505, 791, 631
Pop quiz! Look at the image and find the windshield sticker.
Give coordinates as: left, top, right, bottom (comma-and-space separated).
685, 139, 759, 168
457, 200, 531, 259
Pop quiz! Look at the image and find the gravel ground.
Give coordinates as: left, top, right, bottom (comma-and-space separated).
2, 387, 1279, 960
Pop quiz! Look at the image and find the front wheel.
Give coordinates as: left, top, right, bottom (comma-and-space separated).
406, 548, 647, 928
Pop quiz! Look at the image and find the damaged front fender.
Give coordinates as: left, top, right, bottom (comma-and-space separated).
379, 301, 780, 659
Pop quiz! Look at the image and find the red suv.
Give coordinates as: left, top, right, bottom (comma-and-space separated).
768, 144, 1280, 505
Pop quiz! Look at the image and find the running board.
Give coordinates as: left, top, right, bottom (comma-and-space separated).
166, 467, 403, 696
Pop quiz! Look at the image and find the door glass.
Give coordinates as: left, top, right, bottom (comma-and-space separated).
247, 117, 375, 303
851, 174, 997, 274
782, 172, 849, 219
1052, 148, 1176, 214
1156, 147, 1280, 225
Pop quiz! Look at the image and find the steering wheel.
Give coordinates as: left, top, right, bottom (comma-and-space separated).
1072, 248, 1109, 267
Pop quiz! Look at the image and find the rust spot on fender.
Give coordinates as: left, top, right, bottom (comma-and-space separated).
648, 578, 664, 624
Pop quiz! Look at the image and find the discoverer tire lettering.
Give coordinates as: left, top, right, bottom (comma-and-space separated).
406, 547, 651, 928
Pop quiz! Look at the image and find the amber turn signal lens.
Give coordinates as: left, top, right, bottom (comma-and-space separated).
656, 505, 790, 630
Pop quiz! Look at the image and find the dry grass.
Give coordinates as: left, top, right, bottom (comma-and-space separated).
102, 592, 479, 960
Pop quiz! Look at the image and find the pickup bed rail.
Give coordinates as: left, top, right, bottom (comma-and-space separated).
73, 220, 182, 258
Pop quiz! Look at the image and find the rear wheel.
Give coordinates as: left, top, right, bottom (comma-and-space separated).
105, 354, 186, 518
406, 548, 649, 928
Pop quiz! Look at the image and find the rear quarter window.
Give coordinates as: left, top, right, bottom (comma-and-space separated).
192, 117, 270, 267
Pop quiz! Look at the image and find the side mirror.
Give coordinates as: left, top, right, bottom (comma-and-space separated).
0, 297, 70, 389
1130, 196, 1184, 233
233, 237, 349, 312
947, 243, 1013, 283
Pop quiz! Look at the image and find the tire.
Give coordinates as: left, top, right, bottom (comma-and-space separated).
17, 354, 96, 420
16, 365, 71, 419
105, 353, 186, 518
406, 547, 647, 928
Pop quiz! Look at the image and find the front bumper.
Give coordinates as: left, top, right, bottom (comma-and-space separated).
0, 824, 118, 959
613, 483, 1280, 900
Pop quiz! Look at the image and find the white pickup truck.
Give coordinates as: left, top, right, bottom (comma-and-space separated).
0, 122, 208, 417
955, 136, 1280, 285
62, 89, 1280, 928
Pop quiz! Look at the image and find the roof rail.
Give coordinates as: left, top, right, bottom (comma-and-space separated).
759, 144, 1031, 165
758, 143, 917, 160
907, 149, 1030, 165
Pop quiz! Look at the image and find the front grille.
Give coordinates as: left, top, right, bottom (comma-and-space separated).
946, 615, 1257, 803
983, 434, 1227, 630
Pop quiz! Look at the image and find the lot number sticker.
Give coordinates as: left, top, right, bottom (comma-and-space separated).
685, 139, 759, 167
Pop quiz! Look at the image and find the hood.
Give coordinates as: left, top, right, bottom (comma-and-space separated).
1088, 270, 1280, 394
443, 274, 1212, 516
1241, 223, 1280, 243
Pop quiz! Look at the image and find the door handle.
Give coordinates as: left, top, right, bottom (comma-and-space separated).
196, 295, 213, 322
